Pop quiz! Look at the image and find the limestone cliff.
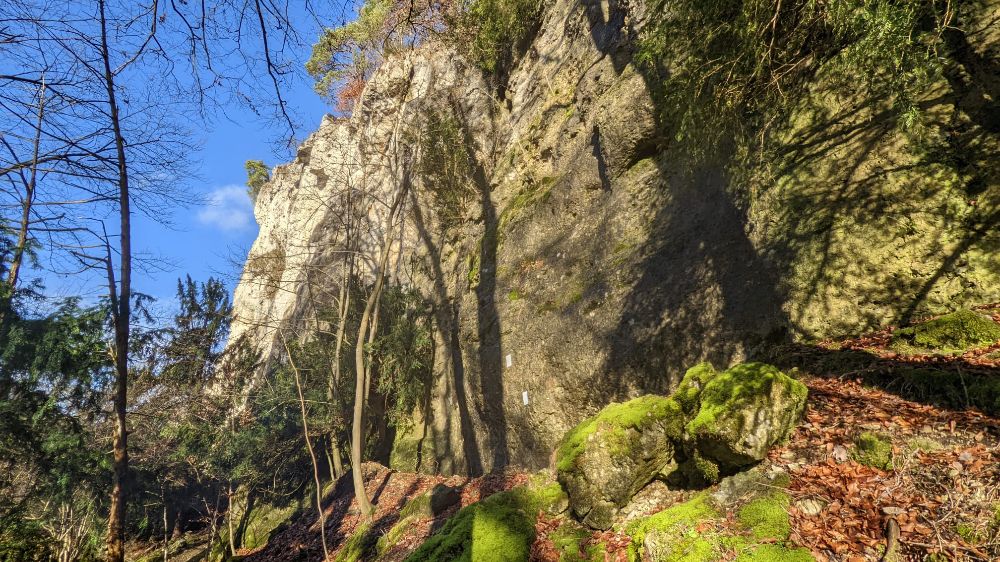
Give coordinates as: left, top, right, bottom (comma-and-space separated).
230, 0, 1000, 475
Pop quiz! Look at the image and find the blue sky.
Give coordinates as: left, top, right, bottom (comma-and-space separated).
32, 70, 329, 314
138, 89, 328, 298
26, 3, 342, 315
11, 0, 370, 321
130, 88, 329, 306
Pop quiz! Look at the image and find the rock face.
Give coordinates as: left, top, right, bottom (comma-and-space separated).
556, 363, 806, 529
228, 0, 1000, 475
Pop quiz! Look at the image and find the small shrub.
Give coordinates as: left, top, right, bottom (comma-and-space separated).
414, 108, 476, 231
453, 0, 542, 73
245, 160, 269, 202
307, 0, 445, 110
245, 246, 286, 297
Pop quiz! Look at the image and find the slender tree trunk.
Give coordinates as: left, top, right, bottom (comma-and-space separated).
162, 486, 168, 562
227, 484, 236, 557
325, 275, 348, 483
327, 192, 355, 482
282, 335, 329, 560
327, 440, 345, 481
0, 79, 44, 331
101, 0, 132, 556
205, 491, 221, 552
4, 80, 44, 292
351, 184, 408, 519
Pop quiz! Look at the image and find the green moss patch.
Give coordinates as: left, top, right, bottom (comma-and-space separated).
210, 493, 303, 558
852, 432, 893, 471
377, 516, 418, 556
738, 492, 792, 540
556, 395, 684, 473
333, 523, 376, 562
734, 544, 815, 562
626, 493, 719, 562
549, 519, 606, 562
892, 309, 1000, 352
625, 487, 812, 562
497, 178, 555, 243
404, 474, 566, 562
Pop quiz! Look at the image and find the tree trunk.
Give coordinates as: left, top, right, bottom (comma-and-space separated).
327, 204, 354, 482
227, 484, 236, 557
283, 335, 329, 559
0, 78, 44, 331
162, 490, 168, 562
350, 183, 408, 519
100, 0, 132, 558
327, 437, 345, 481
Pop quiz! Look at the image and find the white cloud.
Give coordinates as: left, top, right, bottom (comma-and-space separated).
197, 185, 254, 232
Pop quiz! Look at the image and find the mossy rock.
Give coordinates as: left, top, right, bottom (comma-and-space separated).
625, 486, 813, 562
686, 363, 808, 472
555, 394, 686, 529
891, 309, 1000, 352
403, 473, 566, 562
332, 523, 373, 562
549, 519, 607, 562
558, 363, 806, 529
377, 516, 418, 556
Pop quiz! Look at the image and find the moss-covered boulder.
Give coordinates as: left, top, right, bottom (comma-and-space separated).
555, 395, 686, 529
557, 363, 807, 530
891, 309, 1000, 352
403, 473, 566, 562
686, 363, 807, 473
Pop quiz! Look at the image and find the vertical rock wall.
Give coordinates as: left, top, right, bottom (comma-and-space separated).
230, 0, 1000, 474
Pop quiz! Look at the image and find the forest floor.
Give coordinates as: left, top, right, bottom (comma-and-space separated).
238, 384, 998, 561
152, 311, 1000, 562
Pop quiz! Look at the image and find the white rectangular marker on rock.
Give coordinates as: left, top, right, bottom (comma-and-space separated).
505, 354, 512, 368
522, 391, 529, 405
